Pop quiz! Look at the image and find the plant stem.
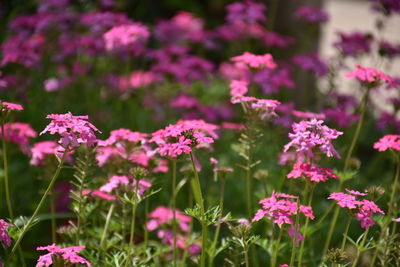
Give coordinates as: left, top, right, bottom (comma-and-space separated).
144, 197, 149, 248
271, 226, 283, 267
126, 179, 139, 267
297, 183, 315, 267
246, 137, 253, 219
50, 189, 57, 242
341, 216, 352, 251
172, 159, 178, 267
209, 177, 226, 266
321, 204, 340, 262
2, 121, 14, 219
12, 150, 67, 253
189, 152, 207, 267
290, 199, 301, 267
100, 204, 115, 248
244, 247, 250, 267
352, 227, 369, 267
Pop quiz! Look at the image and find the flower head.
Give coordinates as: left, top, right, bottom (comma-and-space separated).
287, 162, 338, 183
0, 101, 23, 113
104, 23, 150, 52
147, 206, 192, 232
373, 134, 400, 151
0, 219, 12, 247
284, 119, 343, 159
230, 52, 276, 69
346, 65, 395, 88
40, 112, 100, 149
0, 122, 37, 153
99, 175, 152, 196
36, 244, 91, 267
30, 141, 72, 166
334, 31, 373, 57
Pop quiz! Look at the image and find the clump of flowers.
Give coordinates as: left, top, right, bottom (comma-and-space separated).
284, 119, 343, 158
0, 219, 12, 247
295, 6, 330, 23
99, 175, 152, 196
0, 101, 23, 113
287, 162, 338, 183
103, 23, 150, 53
36, 244, 91, 267
346, 65, 395, 88
230, 52, 276, 69
328, 189, 384, 229
0, 122, 37, 153
40, 112, 100, 149
150, 119, 219, 158
30, 141, 71, 166
373, 134, 400, 151
292, 53, 328, 77
333, 31, 373, 57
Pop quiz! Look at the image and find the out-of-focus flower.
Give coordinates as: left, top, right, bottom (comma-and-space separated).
36, 244, 91, 267
372, 0, 400, 16
328, 189, 384, 229
292, 110, 325, 120
0, 219, 12, 247
147, 206, 191, 232
346, 65, 395, 88
30, 141, 72, 166
0, 101, 23, 112
103, 23, 150, 53
373, 134, 400, 151
292, 53, 328, 76
295, 6, 329, 23
287, 162, 338, 182
99, 175, 152, 196
379, 40, 400, 58
231, 52, 276, 69
284, 119, 343, 158
0, 122, 37, 153
40, 112, 100, 149
253, 66, 294, 94
333, 31, 373, 57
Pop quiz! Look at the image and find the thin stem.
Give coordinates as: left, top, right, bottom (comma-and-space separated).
322, 205, 340, 262
189, 152, 207, 267
50, 189, 57, 243
2, 121, 14, 219
352, 227, 369, 267
341, 216, 352, 251
244, 247, 250, 267
126, 179, 139, 267
144, 197, 149, 248
246, 138, 253, 219
12, 150, 68, 253
271, 227, 283, 267
100, 204, 115, 248
290, 199, 301, 267
172, 159, 178, 267
297, 184, 315, 267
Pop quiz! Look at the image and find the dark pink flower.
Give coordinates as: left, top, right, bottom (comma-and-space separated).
40, 112, 100, 149
333, 31, 373, 57
0, 219, 12, 247
36, 244, 91, 267
147, 206, 192, 232
287, 162, 338, 183
0, 101, 23, 112
373, 134, 400, 151
103, 23, 150, 52
346, 65, 395, 88
0, 122, 37, 153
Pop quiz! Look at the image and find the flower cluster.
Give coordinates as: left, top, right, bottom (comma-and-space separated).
295, 6, 330, 23
292, 53, 328, 77
0, 101, 23, 113
284, 119, 343, 158
333, 31, 373, 57
373, 134, 400, 151
99, 175, 152, 196
30, 141, 71, 166
40, 112, 100, 149
103, 23, 150, 53
346, 65, 395, 88
150, 120, 219, 158
0, 219, 12, 247
328, 189, 384, 229
230, 52, 276, 69
0, 122, 37, 153
287, 162, 338, 183
36, 244, 91, 267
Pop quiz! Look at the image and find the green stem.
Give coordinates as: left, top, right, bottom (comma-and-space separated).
322, 205, 340, 262
189, 152, 207, 267
352, 228, 369, 267
126, 179, 139, 267
341, 216, 352, 251
100, 204, 115, 248
12, 150, 68, 253
297, 184, 315, 267
290, 199, 301, 267
244, 247, 250, 267
144, 197, 149, 248
209, 177, 226, 266
271, 227, 283, 267
50, 189, 57, 243
246, 140, 253, 219
172, 159, 178, 267
2, 121, 14, 219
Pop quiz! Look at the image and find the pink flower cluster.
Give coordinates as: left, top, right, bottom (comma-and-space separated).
0, 219, 12, 247
284, 119, 343, 158
373, 134, 400, 151
230, 52, 276, 69
346, 65, 395, 88
150, 120, 219, 158
0, 122, 37, 153
287, 162, 338, 183
99, 175, 152, 196
334, 31, 373, 57
30, 141, 71, 166
328, 189, 384, 229
103, 23, 150, 52
36, 244, 91, 267
0, 101, 23, 112
40, 112, 100, 149
253, 191, 315, 226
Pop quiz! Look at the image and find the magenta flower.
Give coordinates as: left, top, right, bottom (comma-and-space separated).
40, 112, 100, 149
252, 191, 314, 227
99, 175, 152, 196
230, 52, 276, 69
373, 134, 400, 151
0, 101, 23, 112
36, 244, 91, 267
30, 141, 72, 166
284, 119, 343, 159
292, 53, 328, 77
0, 122, 37, 153
333, 31, 373, 57
104, 23, 150, 52
147, 206, 192, 233
328, 189, 384, 229
295, 6, 329, 23
0, 219, 12, 247
372, 0, 400, 16
346, 65, 395, 88
287, 162, 338, 183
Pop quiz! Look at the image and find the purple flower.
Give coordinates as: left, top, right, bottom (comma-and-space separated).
0, 219, 12, 247
295, 6, 330, 23
333, 31, 373, 57
292, 53, 328, 76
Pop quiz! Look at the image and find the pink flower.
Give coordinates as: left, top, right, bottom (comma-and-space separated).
292, 110, 325, 120
30, 141, 71, 166
346, 65, 395, 88
284, 119, 343, 159
287, 225, 304, 246
287, 162, 338, 183
230, 80, 249, 103
373, 134, 400, 151
104, 23, 150, 52
328, 190, 384, 229
82, 189, 117, 201
0, 122, 37, 153
0, 219, 12, 247
40, 112, 100, 149
295, 6, 329, 23
231, 52, 277, 69
392, 217, 400, 222
36, 244, 91, 267
99, 175, 152, 196
252, 191, 314, 227
147, 206, 192, 232
0, 101, 23, 112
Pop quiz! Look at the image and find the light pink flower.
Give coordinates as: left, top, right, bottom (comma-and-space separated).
30, 141, 71, 166
346, 65, 395, 88
40, 112, 100, 149
231, 52, 276, 69
36, 244, 91, 267
104, 23, 150, 51
147, 206, 192, 232
99, 175, 152, 196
